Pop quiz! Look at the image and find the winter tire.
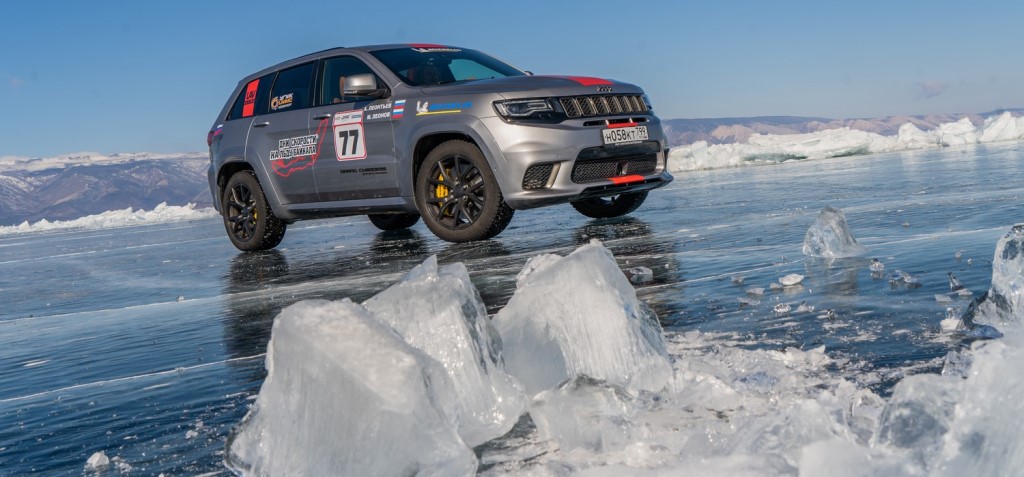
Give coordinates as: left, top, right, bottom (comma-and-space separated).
415, 140, 514, 242
222, 171, 286, 251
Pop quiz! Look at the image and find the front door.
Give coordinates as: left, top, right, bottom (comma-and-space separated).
310, 55, 400, 202
247, 61, 319, 205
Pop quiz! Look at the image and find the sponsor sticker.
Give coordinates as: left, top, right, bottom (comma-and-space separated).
270, 93, 294, 111
415, 100, 471, 116
242, 79, 260, 117
333, 110, 367, 160
363, 100, 393, 121
409, 43, 461, 53
392, 99, 406, 119
269, 134, 319, 161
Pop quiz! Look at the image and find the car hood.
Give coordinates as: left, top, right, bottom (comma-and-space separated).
417, 75, 643, 98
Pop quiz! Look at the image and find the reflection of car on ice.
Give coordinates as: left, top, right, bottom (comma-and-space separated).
207, 43, 673, 251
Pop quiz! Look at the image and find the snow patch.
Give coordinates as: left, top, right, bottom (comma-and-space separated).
0, 202, 218, 236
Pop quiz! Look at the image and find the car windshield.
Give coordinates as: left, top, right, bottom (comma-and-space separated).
370, 46, 525, 87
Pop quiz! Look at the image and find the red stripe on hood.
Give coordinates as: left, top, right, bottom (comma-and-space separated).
548, 75, 613, 86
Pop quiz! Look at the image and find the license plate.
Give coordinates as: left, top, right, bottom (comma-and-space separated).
602, 125, 648, 145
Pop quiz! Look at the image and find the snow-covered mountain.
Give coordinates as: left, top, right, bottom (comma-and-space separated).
0, 152, 210, 225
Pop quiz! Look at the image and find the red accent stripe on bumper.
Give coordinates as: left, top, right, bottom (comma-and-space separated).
608, 175, 646, 185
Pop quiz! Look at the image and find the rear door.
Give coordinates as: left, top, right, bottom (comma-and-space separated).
308, 55, 400, 202
246, 61, 319, 204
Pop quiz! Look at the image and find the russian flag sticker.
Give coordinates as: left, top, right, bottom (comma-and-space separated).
393, 99, 406, 119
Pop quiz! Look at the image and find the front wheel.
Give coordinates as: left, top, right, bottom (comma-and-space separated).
221, 171, 286, 251
415, 140, 514, 242
368, 213, 420, 231
570, 191, 649, 219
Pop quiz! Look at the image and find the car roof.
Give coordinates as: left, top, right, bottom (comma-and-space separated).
239, 44, 462, 83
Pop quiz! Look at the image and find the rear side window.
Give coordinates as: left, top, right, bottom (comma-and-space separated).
268, 62, 316, 113
321, 56, 382, 104
227, 73, 274, 120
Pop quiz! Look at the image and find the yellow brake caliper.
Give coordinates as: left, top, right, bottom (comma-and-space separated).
436, 172, 452, 216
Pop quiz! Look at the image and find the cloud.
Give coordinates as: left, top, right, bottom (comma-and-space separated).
917, 80, 947, 99
8, 76, 24, 88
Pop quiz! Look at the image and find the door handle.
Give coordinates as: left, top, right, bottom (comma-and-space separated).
313, 113, 332, 120
252, 121, 270, 128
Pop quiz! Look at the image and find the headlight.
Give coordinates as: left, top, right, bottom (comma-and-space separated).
494, 98, 553, 118
642, 94, 654, 111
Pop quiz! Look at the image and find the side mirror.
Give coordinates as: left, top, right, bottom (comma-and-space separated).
344, 74, 385, 97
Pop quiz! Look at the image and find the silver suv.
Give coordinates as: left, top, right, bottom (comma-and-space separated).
207, 44, 672, 251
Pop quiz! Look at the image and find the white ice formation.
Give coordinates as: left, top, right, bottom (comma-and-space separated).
226, 237, 1024, 476
0, 202, 218, 236
362, 256, 526, 447
226, 299, 477, 476
668, 112, 1024, 172
964, 224, 1024, 327
779, 273, 804, 286
493, 240, 672, 396
802, 206, 869, 258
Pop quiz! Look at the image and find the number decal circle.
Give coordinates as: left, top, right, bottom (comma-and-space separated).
333, 111, 367, 161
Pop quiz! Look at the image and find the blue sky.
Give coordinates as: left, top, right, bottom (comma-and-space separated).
2, 0, 1022, 157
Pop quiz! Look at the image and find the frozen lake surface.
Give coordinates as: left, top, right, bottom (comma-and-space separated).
1, 143, 1022, 475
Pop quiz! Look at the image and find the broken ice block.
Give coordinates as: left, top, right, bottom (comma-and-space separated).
802, 206, 869, 258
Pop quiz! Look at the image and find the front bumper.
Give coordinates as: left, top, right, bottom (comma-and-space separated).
478, 116, 674, 209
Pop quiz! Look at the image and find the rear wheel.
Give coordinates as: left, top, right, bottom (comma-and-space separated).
221, 171, 286, 251
415, 140, 514, 242
570, 191, 649, 219
367, 213, 420, 231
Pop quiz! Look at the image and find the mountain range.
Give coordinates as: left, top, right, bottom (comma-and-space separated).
0, 153, 210, 225
2, 108, 1022, 226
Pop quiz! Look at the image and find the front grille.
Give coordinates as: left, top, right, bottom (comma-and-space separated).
522, 164, 555, 190
559, 95, 648, 119
571, 153, 657, 183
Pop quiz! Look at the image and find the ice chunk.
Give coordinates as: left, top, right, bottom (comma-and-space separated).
529, 376, 642, 452
962, 224, 1024, 326
889, 269, 921, 287
978, 111, 1024, 143
937, 118, 978, 146
875, 374, 957, 459
227, 299, 476, 477
779, 273, 804, 286
773, 303, 792, 314
948, 272, 964, 291
515, 253, 562, 288
363, 256, 526, 446
628, 266, 654, 284
85, 451, 109, 471
731, 274, 745, 284
869, 258, 885, 272
935, 294, 953, 304
745, 286, 765, 295
802, 206, 868, 258
493, 241, 671, 396
796, 302, 815, 313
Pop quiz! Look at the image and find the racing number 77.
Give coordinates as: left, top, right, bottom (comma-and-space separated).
337, 129, 359, 156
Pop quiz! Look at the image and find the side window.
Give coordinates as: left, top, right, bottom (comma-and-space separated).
321, 56, 384, 105
227, 73, 274, 120
268, 62, 316, 113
